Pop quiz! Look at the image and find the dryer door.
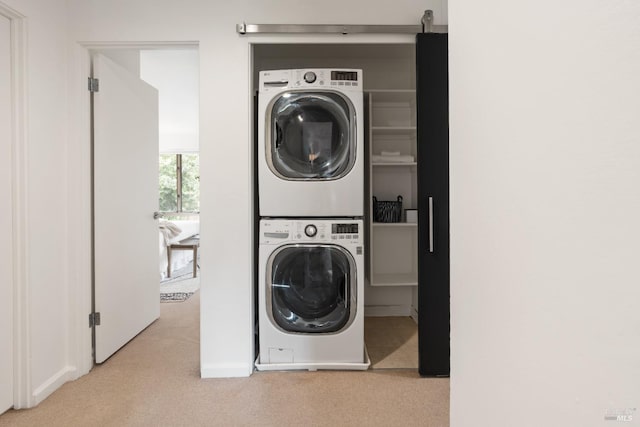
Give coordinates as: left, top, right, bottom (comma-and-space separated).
267, 244, 356, 333
266, 91, 356, 180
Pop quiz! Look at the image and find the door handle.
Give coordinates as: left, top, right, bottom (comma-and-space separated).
153, 212, 164, 220
428, 197, 434, 253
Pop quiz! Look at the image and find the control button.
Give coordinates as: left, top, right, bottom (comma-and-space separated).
346, 235, 352, 239
319, 81, 324, 85
304, 71, 317, 83
296, 234, 302, 239
304, 224, 317, 237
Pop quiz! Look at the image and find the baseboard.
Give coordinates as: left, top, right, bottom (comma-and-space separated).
32, 366, 77, 406
364, 305, 411, 317
410, 306, 419, 324
200, 362, 253, 378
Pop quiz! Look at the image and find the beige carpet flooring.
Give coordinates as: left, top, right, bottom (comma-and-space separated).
365, 316, 419, 369
0, 293, 448, 427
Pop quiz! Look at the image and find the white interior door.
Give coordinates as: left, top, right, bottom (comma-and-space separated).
93, 53, 160, 363
0, 13, 13, 412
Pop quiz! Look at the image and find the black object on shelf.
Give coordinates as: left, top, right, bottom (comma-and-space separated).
373, 195, 403, 223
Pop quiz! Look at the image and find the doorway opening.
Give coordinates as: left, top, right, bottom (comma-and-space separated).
90, 46, 200, 364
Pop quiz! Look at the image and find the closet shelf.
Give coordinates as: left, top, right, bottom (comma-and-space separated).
368, 88, 418, 292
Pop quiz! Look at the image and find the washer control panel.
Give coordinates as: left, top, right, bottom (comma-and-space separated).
260, 219, 362, 244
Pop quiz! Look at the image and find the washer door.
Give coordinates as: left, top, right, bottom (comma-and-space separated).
266, 91, 356, 180
267, 244, 356, 334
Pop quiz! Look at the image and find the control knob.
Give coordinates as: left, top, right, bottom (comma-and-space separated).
303, 71, 317, 84
304, 224, 318, 237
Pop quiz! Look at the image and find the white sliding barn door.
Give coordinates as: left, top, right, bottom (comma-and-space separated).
93, 53, 160, 363
0, 13, 13, 413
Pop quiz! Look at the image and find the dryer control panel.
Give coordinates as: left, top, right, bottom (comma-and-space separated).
260, 219, 363, 245
259, 68, 363, 93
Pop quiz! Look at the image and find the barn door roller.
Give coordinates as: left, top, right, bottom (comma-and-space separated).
422, 10, 434, 33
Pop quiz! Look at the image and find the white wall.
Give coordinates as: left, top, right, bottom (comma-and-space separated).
253, 44, 416, 90
449, 1, 640, 425
65, 0, 445, 379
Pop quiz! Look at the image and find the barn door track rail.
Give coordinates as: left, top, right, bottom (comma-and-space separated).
237, 10, 447, 35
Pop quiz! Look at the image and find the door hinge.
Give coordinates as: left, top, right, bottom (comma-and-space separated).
88, 77, 100, 92
89, 312, 101, 327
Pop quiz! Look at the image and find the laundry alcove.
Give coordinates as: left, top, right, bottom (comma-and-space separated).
251, 43, 423, 371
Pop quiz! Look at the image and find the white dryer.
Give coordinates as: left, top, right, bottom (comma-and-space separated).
257, 69, 364, 217
256, 218, 369, 371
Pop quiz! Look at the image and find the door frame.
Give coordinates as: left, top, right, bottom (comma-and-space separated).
68, 41, 200, 378
0, 1, 29, 409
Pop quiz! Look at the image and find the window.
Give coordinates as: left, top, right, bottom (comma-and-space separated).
159, 154, 199, 213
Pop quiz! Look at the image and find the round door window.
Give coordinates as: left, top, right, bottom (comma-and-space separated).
268, 92, 356, 180
269, 245, 355, 333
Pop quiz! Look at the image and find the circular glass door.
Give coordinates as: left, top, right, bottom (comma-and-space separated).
268, 245, 356, 334
267, 91, 356, 180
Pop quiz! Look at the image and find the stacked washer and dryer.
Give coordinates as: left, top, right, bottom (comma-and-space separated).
256, 69, 369, 370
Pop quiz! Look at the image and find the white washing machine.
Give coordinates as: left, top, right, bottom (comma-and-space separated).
256, 218, 369, 371
257, 69, 364, 217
